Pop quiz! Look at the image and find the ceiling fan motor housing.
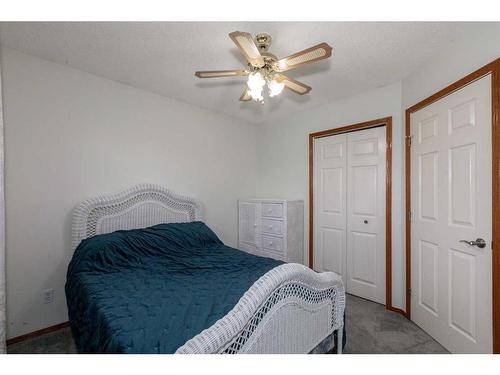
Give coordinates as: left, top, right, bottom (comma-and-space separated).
255, 33, 272, 52
250, 33, 277, 72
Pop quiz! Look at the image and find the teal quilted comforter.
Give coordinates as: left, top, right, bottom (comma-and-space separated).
65, 221, 283, 353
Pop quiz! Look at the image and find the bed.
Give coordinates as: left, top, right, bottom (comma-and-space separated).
65, 184, 345, 354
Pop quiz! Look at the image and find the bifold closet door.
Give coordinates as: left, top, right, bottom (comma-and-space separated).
313, 134, 347, 280
346, 127, 386, 304
313, 126, 386, 304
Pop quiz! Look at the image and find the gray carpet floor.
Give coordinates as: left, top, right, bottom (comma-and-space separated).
343, 294, 447, 353
7, 294, 448, 354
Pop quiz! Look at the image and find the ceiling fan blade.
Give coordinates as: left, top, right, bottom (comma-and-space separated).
229, 31, 265, 68
195, 69, 248, 78
239, 89, 251, 101
273, 42, 332, 72
275, 74, 312, 95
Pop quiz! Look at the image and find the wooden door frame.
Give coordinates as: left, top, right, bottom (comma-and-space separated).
309, 117, 397, 311
405, 58, 500, 353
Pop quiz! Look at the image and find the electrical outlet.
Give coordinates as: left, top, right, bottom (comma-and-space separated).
43, 289, 54, 304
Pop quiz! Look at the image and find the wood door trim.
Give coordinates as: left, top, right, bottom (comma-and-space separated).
309, 117, 394, 310
6, 321, 70, 346
405, 58, 500, 353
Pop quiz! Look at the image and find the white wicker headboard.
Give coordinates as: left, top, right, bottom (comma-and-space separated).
71, 184, 203, 251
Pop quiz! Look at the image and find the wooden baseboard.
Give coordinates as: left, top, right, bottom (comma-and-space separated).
386, 305, 409, 318
6, 321, 70, 346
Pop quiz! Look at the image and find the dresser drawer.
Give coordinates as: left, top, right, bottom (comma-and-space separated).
261, 203, 284, 218
261, 235, 284, 253
261, 219, 283, 235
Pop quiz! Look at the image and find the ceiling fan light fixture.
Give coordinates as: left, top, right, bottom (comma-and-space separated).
268, 79, 285, 97
247, 72, 266, 102
247, 88, 263, 102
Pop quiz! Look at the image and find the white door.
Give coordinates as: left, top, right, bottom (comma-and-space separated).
410, 75, 492, 353
314, 127, 386, 304
346, 128, 386, 304
313, 133, 347, 279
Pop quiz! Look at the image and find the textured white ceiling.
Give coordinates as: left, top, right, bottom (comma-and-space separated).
0, 22, 477, 124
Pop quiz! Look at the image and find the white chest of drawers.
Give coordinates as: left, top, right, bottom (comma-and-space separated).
238, 199, 304, 264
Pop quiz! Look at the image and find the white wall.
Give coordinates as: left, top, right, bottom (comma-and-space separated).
256, 82, 406, 309
0, 47, 258, 339
403, 23, 500, 108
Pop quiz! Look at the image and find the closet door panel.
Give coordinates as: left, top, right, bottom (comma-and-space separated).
313, 134, 347, 280
346, 127, 386, 304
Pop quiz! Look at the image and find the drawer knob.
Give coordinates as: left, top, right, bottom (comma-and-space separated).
267, 208, 272, 212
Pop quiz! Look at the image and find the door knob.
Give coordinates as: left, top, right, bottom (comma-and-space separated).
459, 238, 486, 249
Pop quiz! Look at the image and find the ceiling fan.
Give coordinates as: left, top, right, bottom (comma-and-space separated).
195, 31, 332, 103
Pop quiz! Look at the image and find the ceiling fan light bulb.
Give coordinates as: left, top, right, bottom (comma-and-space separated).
248, 88, 263, 102
268, 79, 285, 97
247, 71, 266, 92
247, 72, 265, 102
